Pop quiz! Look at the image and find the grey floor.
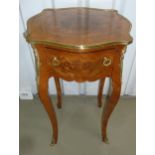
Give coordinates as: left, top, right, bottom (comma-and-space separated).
20, 95, 136, 155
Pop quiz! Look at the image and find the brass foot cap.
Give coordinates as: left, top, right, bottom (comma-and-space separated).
103, 137, 109, 144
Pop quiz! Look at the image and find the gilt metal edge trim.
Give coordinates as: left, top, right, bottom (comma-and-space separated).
25, 37, 132, 51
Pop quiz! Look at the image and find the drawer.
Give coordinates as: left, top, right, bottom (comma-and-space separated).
36, 45, 116, 82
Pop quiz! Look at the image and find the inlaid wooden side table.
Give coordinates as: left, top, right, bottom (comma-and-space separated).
25, 8, 132, 145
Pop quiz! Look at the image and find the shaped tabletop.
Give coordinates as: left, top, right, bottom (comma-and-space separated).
26, 8, 132, 50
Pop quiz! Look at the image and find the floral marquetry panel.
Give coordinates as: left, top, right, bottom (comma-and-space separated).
35, 44, 119, 82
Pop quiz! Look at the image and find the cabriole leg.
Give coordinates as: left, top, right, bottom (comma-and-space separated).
38, 72, 58, 145
54, 77, 62, 109
101, 76, 121, 143
98, 77, 106, 107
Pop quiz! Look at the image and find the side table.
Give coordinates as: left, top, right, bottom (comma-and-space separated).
25, 7, 132, 145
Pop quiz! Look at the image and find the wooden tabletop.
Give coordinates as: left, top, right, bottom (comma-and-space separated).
26, 7, 132, 50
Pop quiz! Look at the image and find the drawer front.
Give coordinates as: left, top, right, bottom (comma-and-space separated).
36, 45, 116, 82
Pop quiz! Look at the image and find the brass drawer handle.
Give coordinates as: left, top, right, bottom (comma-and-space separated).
103, 57, 112, 67
51, 57, 60, 67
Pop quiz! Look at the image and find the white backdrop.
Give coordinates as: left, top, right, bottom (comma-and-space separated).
19, 0, 136, 99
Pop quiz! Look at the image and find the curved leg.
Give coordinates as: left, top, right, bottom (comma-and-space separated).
97, 77, 106, 107
101, 76, 121, 143
54, 78, 62, 109
38, 72, 58, 145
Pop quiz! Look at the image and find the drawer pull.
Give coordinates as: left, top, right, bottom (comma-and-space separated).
51, 57, 60, 67
103, 57, 112, 67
